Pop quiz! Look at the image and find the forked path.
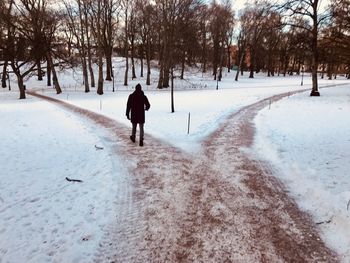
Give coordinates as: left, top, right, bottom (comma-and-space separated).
28, 90, 338, 262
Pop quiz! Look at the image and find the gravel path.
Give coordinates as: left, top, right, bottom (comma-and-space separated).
28, 90, 338, 262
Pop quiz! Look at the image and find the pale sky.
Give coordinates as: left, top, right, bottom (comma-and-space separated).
231, 0, 331, 14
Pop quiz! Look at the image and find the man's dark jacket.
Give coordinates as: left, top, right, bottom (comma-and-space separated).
126, 89, 150, 124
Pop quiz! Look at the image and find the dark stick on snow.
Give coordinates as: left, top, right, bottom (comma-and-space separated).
95, 145, 104, 150
347, 199, 350, 211
316, 219, 332, 225
66, 177, 83, 183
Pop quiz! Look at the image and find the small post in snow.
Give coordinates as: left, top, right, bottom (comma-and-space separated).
100, 100, 102, 110
187, 112, 191, 134
269, 99, 271, 110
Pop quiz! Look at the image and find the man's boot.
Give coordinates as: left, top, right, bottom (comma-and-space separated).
130, 136, 135, 143
139, 139, 143, 147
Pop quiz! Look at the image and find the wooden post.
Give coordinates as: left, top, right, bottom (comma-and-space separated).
187, 112, 191, 134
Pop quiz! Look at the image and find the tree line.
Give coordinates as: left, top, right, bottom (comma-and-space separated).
0, 0, 349, 99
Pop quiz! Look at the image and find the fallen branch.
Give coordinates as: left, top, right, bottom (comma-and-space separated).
95, 145, 104, 150
316, 219, 332, 225
347, 199, 350, 211
66, 177, 83, 183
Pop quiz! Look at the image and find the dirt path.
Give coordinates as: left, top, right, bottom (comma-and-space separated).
28, 90, 338, 262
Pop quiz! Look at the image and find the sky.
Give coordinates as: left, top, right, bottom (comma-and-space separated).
231, 0, 331, 14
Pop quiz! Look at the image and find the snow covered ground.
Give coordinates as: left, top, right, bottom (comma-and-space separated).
254, 85, 350, 261
0, 92, 128, 262
1, 61, 350, 262
22, 63, 347, 153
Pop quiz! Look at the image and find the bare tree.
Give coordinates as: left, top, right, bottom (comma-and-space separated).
0, 0, 13, 89
83, 0, 95, 88
234, 29, 247, 81
101, 0, 120, 82
329, 0, 350, 78
122, 0, 132, 86
198, 4, 209, 73
239, 2, 272, 79
283, 0, 330, 96
89, 0, 105, 94
63, 0, 90, 92
4, 0, 62, 98
136, 1, 155, 85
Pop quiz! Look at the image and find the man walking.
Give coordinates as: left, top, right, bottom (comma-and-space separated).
126, 83, 150, 146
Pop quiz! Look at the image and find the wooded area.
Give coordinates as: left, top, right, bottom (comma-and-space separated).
0, 0, 349, 99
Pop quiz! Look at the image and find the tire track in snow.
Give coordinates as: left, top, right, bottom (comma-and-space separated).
28, 89, 338, 262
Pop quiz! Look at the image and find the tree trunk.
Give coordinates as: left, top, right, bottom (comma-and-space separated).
249, 50, 254, 78
171, 67, 174, 113
97, 0, 104, 95
163, 64, 170, 88
131, 55, 136, 79
218, 44, 224, 81
82, 56, 89, 92
321, 63, 325, 79
161, 35, 170, 88
140, 57, 144, 78
180, 49, 185, 80
37, 59, 43, 81
47, 54, 62, 94
83, 5, 95, 88
235, 51, 244, 81
105, 51, 113, 81
267, 49, 272, 77
146, 39, 151, 86
157, 62, 164, 89
283, 56, 288, 77
227, 47, 231, 73
212, 43, 218, 78
78, 0, 89, 93
248, 43, 255, 78
46, 56, 51, 87
86, 34, 95, 87
131, 34, 136, 80
97, 53, 104, 95
124, 9, 129, 86
201, 22, 207, 73
310, 1, 320, 96
327, 62, 332, 80
17, 74, 26, 99
2, 61, 7, 88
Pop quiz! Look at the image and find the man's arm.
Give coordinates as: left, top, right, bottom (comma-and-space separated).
126, 95, 132, 119
144, 96, 150, 111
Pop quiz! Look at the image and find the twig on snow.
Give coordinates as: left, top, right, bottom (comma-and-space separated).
316, 218, 332, 225
95, 145, 104, 150
66, 177, 83, 183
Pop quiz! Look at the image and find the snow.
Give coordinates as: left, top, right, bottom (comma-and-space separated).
23, 65, 345, 153
1, 60, 350, 262
0, 92, 128, 262
254, 85, 350, 261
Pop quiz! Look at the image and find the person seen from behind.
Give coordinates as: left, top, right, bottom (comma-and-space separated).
126, 83, 150, 146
